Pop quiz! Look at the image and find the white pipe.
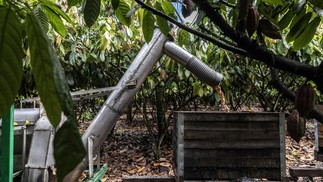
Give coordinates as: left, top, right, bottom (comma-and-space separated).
63, 29, 169, 181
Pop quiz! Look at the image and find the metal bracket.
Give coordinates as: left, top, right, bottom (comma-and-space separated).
124, 79, 137, 89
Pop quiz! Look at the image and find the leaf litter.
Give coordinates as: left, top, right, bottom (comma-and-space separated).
78, 112, 323, 182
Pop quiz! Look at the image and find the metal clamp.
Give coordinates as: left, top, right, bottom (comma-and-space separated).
124, 79, 137, 89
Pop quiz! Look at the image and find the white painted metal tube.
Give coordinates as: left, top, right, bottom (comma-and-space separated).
63, 29, 169, 181
88, 136, 94, 178
164, 41, 223, 87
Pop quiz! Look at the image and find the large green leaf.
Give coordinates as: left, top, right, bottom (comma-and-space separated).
111, 0, 119, 10
0, 7, 23, 118
54, 121, 86, 182
115, 0, 131, 26
25, 13, 63, 127
40, 0, 73, 24
68, 0, 80, 7
84, 0, 101, 28
261, 0, 283, 5
25, 12, 85, 180
34, 6, 50, 33
293, 16, 321, 51
142, 9, 155, 42
42, 6, 67, 37
161, 0, 176, 18
286, 12, 312, 42
178, 29, 190, 47
278, 9, 296, 30
155, 2, 170, 35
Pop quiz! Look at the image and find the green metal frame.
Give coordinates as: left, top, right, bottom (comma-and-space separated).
1, 104, 14, 182
87, 164, 108, 182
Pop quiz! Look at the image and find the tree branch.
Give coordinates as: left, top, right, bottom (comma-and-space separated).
270, 69, 323, 123
134, 0, 248, 56
192, 0, 323, 93
199, 25, 237, 47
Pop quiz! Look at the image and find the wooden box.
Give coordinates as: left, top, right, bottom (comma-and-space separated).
173, 111, 286, 181
314, 105, 323, 161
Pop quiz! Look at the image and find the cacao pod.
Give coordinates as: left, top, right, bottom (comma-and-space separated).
246, 6, 259, 36
295, 84, 315, 117
287, 110, 306, 143
182, 0, 193, 18
258, 19, 282, 39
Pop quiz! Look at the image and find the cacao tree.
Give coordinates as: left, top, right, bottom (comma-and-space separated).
0, 0, 85, 181
2, 0, 323, 180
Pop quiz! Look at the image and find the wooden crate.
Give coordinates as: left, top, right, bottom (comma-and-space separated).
173, 111, 286, 181
314, 106, 323, 161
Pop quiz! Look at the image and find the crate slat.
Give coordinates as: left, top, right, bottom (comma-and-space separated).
185, 149, 281, 159
184, 130, 280, 140
184, 167, 281, 180
184, 139, 280, 149
173, 112, 285, 181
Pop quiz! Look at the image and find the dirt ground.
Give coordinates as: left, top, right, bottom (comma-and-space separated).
78, 110, 323, 182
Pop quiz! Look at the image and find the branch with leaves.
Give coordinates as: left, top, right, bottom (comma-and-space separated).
192, 0, 323, 93
134, 0, 248, 55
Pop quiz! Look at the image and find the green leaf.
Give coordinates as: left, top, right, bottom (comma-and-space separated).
26, 12, 85, 180
178, 29, 189, 46
54, 121, 86, 182
278, 9, 296, 30
111, 0, 119, 10
161, 0, 176, 18
34, 6, 50, 33
0, 7, 23, 118
286, 12, 312, 42
68, 0, 80, 7
261, 0, 283, 5
25, 12, 62, 127
155, 2, 170, 35
293, 16, 321, 51
115, 0, 131, 26
40, 0, 73, 24
198, 87, 204, 97
308, 0, 323, 9
84, 0, 101, 28
42, 6, 67, 37
142, 9, 155, 42
290, 6, 306, 28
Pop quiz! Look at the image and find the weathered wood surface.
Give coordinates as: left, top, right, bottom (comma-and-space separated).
176, 111, 281, 122
185, 149, 281, 159
289, 167, 323, 177
184, 157, 281, 168
184, 130, 280, 140
184, 167, 281, 180
183, 139, 280, 149
173, 112, 285, 181
122, 176, 175, 182
183, 120, 279, 131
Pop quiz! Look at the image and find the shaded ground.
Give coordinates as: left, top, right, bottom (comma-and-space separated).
79, 111, 323, 182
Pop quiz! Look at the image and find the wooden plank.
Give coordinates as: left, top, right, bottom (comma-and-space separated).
175, 111, 281, 122
184, 167, 281, 180
122, 176, 175, 182
184, 120, 279, 131
289, 167, 323, 177
279, 112, 286, 179
185, 149, 281, 159
184, 139, 280, 149
184, 157, 281, 168
184, 130, 280, 140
